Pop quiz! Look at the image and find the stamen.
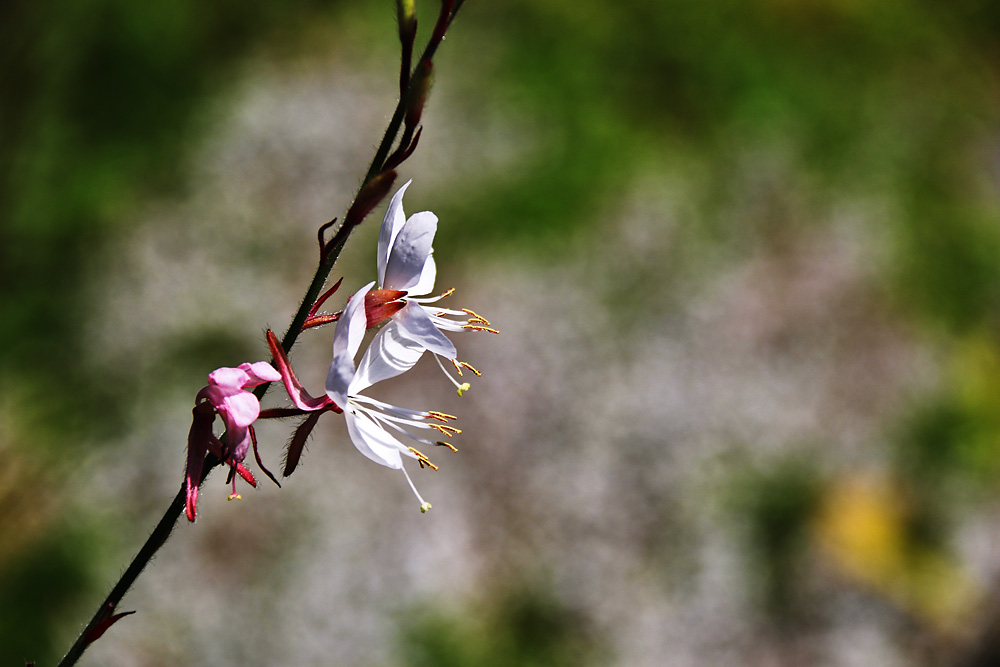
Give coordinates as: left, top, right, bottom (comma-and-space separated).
461, 324, 500, 334
430, 424, 462, 436
434, 354, 473, 395
462, 308, 491, 325
408, 447, 440, 470
428, 410, 458, 422
458, 361, 482, 377
436, 441, 459, 452
439, 287, 456, 298
400, 466, 432, 513
451, 358, 463, 377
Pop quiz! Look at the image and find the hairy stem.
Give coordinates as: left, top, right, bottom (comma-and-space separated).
56, 454, 221, 667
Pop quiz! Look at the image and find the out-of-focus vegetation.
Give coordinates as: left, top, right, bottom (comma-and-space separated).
3, 0, 1000, 664
0, 1, 337, 662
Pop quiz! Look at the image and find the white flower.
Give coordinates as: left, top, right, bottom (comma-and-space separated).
368, 180, 497, 394
326, 283, 460, 512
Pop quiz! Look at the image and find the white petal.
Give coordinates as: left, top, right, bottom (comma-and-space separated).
394, 302, 457, 359
331, 282, 375, 362
384, 211, 438, 291
345, 409, 404, 469
377, 180, 412, 287
327, 282, 375, 404
325, 353, 355, 408
350, 322, 426, 394
408, 253, 437, 298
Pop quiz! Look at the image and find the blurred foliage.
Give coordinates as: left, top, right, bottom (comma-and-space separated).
0, 0, 340, 447
397, 587, 606, 667
442, 0, 1000, 333
814, 474, 977, 634
0, 0, 340, 660
0, 522, 99, 666
729, 457, 823, 620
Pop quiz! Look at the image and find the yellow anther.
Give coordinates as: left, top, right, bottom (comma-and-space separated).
436, 441, 459, 452
462, 309, 491, 326
457, 382, 471, 396
408, 446, 440, 470
458, 361, 482, 377
461, 324, 500, 334
419, 502, 433, 513
439, 287, 456, 298
428, 410, 457, 422
227, 493, 242, 502
430, 423, 462, 436
451, 358, 464, 377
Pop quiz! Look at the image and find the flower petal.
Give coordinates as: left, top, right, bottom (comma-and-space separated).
383, 211, 438, 291
217, 390, 261, 428
407, 253, 437, 297
327, 282, 374, 404
377, 180, 412, 287
325, 353, 356, 409
345, 409, 405, 469
394, 301, 457, 358
332, 282, 375, 362
350, 322, 427, 393
239, 361, 281, 387
207, 366, 251, 390
225, 425, 252, 463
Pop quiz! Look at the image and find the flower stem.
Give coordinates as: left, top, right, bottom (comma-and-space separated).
56, 454, 221, 667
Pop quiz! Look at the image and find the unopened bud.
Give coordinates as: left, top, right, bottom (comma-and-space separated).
345, 170, 397, 229
397, 0, 417, 41
406, 60, 434, 129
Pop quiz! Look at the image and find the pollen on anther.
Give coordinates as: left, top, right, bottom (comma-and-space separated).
439, 287, 456, 298
461, 308, 491, 325
428, 410, 457, 422
461, 324, 500, 334
436, 441, 459, 452
408, 447, 440, 471
430, 424, 461, 436
459, 361, 482, 376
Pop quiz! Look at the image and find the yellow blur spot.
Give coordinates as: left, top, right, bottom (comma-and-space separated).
814, 474, 976, 634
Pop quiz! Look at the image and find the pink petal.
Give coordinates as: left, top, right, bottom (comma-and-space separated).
239, 361, 281, 387
207, 366, 251, 390
218, 391, 261, 428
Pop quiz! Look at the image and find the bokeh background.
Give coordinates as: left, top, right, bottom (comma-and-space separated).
3, 0, 1000, 664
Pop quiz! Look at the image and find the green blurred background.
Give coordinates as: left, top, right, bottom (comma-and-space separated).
3, 0, 1000, 664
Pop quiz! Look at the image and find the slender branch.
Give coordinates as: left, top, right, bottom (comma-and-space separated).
57, 454, 222, 667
